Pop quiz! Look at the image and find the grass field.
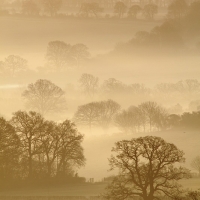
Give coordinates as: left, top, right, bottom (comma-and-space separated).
0, 178, 199, 197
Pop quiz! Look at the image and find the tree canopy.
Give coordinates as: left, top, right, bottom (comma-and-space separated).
104, 136, 190, 200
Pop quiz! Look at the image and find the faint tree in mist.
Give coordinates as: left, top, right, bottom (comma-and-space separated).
73, 102, 100, 129
79, 73, 99, 98
11, 111, 45, 179
70, 44, 90, 67
46, 41, 71, 70
22, 79, 67, 116
128, 5, 141, 19
0, 117, 20, 181
42, 0, 62, 16
22, 0, 40, 15
74, 100, 120, 129
143, 3, 158, 20
1, 55, 28, 77
115, 101, 168, 133
168, 0, 188, 20
79, 3, 103, 18
191, 156, 200, 177
104, 136, 190, 200
114, 2, 127, 18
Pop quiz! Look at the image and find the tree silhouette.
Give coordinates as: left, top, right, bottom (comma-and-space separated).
128, 5, 141, 19
70, 44, 90, 67
74, 100, 120, 129
11, 111, 45, 179
104, 136, 190, 200
46, 41, 71, 70
114, 2, 127, 18
22, 0, 40, 15
0, 117, 20, 182
22, 79, 67, 116
56, 120, 85, 176
42, 0, 62, 16
79, 73, 99, 98
143, 3, 158, 20
79, 3, 103, 18
1, 55, 28, 77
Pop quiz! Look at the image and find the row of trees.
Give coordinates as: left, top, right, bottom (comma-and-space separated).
79, 2, 158, 19
2, 78, 199, 117
0, 112, 85, 186
114, 0, 200, 54
0, 0, 194, 20
0, 41, 90, 76
73, 99, 200, 132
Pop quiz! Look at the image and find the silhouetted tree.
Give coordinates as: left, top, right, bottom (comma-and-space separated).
22, 79, 67, 115
79, 3, 103, 18
191, 156, 200, 177
0, 117, 20, 182
11, 111, 45, 179
74, 100, 120, 129
102, 78, 126, 95
1, 55, 28, 77
56, 120, 85, 176
98, 99, 121, 129
38, 120, 58, 177
104, 136, 190, 200
22, 0, 40, 15
79, 73, 99, 98
139, 101, 168, 131
42, 0, 62, 16
128, 5, 141, 19
114, 2, 127, 18
46, 41, 71, 70
73, 102, 100, 129
143, 3, 158, 20
70, 44, 90, 67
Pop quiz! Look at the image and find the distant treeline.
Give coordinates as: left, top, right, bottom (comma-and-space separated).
0, 0, 197, 20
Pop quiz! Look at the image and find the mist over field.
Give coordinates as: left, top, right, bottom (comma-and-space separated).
1, 0, 200, 199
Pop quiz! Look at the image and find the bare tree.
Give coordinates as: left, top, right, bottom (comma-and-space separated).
79, 3, 103, 18
70, 44, 90, 67
46, 41, 71, 70
38, 120, 59, 177
191, 156, 200, 177
98, 99, 121, 129
11, 111, 45, 179
42, 0, 62, 16
73, 100, 120, 129
73, 102, 100, 129
114, 2, 127, 18
138, 101, 168, 132
1, 55, 28, 77
22, 0, 40, 15
22, 79, 67, 116
104, 136, 190, 200
79, 73, 99, 98
143, 3, 158, 20
128, 5, 141, 19
0, 117, 20, 181
56, 120, 85, 176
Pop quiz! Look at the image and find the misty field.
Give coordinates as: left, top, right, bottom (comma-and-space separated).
0, 16, 161, 66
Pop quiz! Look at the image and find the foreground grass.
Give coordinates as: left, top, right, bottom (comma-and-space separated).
0, 178, 200, 196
